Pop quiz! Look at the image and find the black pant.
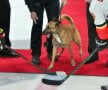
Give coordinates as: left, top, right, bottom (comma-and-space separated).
86, 3, 98, 58
31, 0, 60, 57
0, 0, 11, 47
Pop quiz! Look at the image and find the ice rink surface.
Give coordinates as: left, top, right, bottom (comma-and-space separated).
0, 73, 107, 90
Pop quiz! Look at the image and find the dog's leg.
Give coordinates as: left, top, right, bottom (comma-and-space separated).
47, 46, 57, 70
67, 44, 76, 66
76, 41, 83, 57
73, 31, 83, 56
56, 48, 64, 57
79, 45, 83, 56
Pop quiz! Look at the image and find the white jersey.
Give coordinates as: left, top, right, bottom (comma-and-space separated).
89, 0, 108, 25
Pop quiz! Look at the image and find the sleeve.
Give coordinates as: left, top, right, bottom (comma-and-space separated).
24, 0, 35, 12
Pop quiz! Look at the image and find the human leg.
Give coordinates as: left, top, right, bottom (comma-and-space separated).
85, 3, 99, 64
30, 1, 44, 64
0, 0, 19, 57
44, 0, 60, 58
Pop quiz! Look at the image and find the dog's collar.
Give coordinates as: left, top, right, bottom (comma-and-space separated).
53, 34, 62, 43
52, 29, 63, 44
52, 30, 58, 34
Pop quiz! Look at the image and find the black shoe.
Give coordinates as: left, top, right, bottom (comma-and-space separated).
32, 56, 41, 65
0, 48, 19, 58
85, 56, 98, 64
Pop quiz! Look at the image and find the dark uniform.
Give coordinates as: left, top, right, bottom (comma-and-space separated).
25, 0, 60, 64
0, 0, 19, 57
0, 0, 11, 46
85, 2, 99, 64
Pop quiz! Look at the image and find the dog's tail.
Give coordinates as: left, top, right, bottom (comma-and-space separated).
60, 14, 75, 25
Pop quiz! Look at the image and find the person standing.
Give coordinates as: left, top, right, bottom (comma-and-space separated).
85, 0, 99, 64
25, 0, 67, 65
0, 0, 19, 57
89, 0, 108, 40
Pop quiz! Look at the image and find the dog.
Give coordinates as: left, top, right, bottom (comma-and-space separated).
43, 14, 83, 70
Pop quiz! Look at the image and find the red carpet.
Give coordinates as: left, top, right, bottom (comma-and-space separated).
0, 0, 108, 76
0, 44, 108, 76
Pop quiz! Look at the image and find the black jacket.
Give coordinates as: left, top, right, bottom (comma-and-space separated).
25, 0, 35, 12
0, 0, 10, 13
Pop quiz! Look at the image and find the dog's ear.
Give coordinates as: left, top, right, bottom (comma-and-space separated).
51, 17, 61, 28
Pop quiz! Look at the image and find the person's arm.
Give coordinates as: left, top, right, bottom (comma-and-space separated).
24, 0, 35, 12
31, 12, 38, 24
25, 0, 38, 24
95, 21, 108, 40
89, 10, 108, 40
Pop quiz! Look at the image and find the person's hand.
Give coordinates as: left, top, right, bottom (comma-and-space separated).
61, 0, 68, 6
31, 12, 38, 24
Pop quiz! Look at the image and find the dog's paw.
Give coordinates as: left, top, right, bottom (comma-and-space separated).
47, 65, 54, 70
79, 50, 83, 57
71, 60, 76, 66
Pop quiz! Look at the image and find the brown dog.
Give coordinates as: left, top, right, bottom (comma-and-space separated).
43, 14, 83, 70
